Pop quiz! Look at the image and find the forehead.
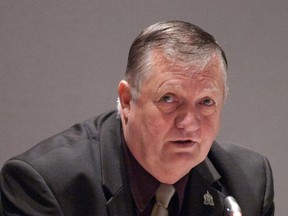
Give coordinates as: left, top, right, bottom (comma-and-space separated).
142, 52, 225, 92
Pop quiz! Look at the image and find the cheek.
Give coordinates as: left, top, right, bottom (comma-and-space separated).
141, 114, 168, 143
200, 112, 221, 137
129, 101, 177, 145
129, 107, 160, 143
139, 103, 170, 130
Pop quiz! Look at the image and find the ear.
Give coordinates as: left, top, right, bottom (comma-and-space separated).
118, 80, 132, 121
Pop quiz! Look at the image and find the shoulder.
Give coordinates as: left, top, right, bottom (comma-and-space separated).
209, 141, 274, 215
209, 141, 272, 183
1, 110, 119, 179
11, 110, 118, 163
210, 141, 271, 171
0, 110, 119, 215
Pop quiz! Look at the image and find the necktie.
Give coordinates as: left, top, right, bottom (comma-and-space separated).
151, 183, 176, 216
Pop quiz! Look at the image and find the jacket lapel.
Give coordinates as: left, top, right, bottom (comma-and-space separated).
182, 158, 226, 216
106, 184, 135, 216
99, 113, 135, 216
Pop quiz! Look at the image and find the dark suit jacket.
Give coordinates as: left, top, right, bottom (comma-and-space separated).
0, 110, 274, 215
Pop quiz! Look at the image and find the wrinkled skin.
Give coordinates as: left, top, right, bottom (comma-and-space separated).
118, 53, 225, 184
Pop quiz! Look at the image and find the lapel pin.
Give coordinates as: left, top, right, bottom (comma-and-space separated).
203, 190, 215, 206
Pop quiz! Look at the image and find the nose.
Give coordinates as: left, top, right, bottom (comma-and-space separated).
175, 108, 200, 132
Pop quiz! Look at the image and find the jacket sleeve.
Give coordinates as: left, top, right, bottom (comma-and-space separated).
0, 159, 64, 216
260, 157, 275, 216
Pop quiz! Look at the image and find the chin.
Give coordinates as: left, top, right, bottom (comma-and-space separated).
153, 166, 191, 184
163, 159, 206, 183
149, 154, 206, 184
171, 153, 203, 168
156, 175, 182, 184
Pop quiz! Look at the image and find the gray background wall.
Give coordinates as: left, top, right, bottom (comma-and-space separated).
1, 0, 287, 214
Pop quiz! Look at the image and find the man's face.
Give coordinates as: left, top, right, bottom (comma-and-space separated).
119, 53, 225, 184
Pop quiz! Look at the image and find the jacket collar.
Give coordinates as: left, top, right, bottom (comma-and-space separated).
195, 157, 221, 184
99, 113, 135, 215
99, 114, 127, 194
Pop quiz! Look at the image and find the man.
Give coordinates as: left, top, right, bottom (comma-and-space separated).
0, 21, 274, 215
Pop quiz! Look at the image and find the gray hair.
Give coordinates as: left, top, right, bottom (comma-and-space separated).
117, 21, 228, 115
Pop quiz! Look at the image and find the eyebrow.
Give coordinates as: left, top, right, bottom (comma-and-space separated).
154, 78, 224, 100
201, 87, 222, 95
154, 80, 183, 94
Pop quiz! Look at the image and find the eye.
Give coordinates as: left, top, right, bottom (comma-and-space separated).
157, 93, 180, 113
160, 94, 176, 103
198, 97, 217, 116
201, 98, 215, 106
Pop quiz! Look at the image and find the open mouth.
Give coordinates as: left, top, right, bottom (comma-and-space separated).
172, 140, 195, 144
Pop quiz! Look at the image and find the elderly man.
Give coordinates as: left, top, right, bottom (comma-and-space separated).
0, 21, 274, 215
